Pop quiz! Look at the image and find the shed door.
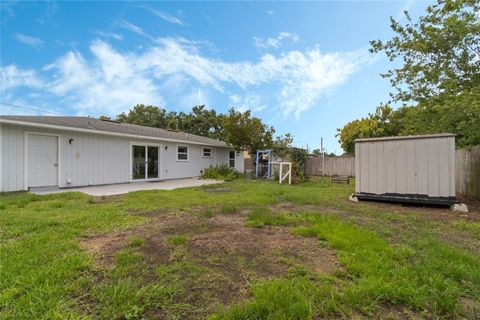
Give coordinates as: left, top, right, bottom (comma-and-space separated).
27, 134, 58, 188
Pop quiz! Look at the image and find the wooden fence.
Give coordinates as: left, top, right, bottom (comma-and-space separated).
456, 145, 480, 200
307, 156, 355, 177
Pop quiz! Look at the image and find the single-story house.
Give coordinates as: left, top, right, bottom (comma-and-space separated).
0, 116, 244, 192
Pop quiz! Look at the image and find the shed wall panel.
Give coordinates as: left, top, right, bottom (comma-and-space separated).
426, 138, 439, 197
405, 139, 416, 194
395, 141, 407, 194
384, 141, 397, 194
414, 139, 428, 195
355, 134, 455, 198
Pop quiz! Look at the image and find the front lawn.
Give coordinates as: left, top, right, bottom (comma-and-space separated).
1, 178, 479, 319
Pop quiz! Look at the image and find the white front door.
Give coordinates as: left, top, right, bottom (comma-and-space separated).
27, 134, 58, 188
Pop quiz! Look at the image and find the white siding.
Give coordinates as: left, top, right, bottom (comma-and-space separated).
0, 124, 234, 192
355, 135, 455, 198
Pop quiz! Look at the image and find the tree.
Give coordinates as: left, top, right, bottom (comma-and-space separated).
117, 104, 169, 128
336, 104, 402, 154
400, 87, 480, 148
180, 105, 223, 139
370, 0, 480, 103
117, 105, 292, 155
221, 108, 275, 156
338, 0, 480, 154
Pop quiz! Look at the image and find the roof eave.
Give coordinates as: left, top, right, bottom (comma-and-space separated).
0, 119, 230, 148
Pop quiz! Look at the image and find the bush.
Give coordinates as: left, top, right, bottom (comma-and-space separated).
201, 164, 238, 181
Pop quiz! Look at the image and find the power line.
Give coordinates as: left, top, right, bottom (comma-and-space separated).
0, 102, 66, 116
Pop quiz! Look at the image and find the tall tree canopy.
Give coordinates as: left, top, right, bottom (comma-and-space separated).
115, 104, 287, 156
338, 0, 480, 154
370, 0, 479, 103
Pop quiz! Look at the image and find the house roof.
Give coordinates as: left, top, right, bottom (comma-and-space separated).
354, 133, 455, 143
0, 116, 229, 147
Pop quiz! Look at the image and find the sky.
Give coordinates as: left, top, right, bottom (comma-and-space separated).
0, 0, 432, 153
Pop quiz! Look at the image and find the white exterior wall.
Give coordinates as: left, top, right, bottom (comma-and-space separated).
355, 135, 455, 197
0, 124, 238, 192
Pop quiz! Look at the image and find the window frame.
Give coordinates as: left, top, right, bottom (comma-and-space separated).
176, 145, 189, 161
229, 150, 235, 168
202, 147, 212, 158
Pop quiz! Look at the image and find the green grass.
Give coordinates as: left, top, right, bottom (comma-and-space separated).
1, 177, 479, 319
235, 210, 480, 318
128, 236, 145, 247
166, 235, 189, 246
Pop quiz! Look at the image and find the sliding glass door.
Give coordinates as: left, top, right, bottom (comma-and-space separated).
132, 145, 159, 180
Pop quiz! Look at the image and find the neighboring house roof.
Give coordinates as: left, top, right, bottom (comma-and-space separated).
0, 115, 229, 147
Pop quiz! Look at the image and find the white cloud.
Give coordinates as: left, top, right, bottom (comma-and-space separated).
229, 93, 265, 112
15, 33, 44, 47
3, 38, 372, 118
266, 10, 275, 15
180, 88, 209, 109
254, 32, 299, 49
44, 41, 164, 115
1, 65, 43, 91
95, 31, 123, 41
118, 19, 147, 37
143, 6, 185, 26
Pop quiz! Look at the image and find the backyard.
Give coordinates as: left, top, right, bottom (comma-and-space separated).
1, 177, 479, 319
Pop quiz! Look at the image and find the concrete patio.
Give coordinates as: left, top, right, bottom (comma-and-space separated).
30, 178, 222, 196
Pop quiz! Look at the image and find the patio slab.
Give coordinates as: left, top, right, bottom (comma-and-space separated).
30, 178, 222, 196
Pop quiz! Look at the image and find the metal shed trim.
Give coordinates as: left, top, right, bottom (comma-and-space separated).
354, 133, 456, 143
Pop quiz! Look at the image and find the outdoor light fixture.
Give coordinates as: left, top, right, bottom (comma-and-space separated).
69, 138, 74, 144
165, 146, 168, 150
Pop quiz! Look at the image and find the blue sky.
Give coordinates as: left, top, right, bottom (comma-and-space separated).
1, 0, 432, 153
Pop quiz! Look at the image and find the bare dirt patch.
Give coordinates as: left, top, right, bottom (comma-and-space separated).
80, 210, 339, 317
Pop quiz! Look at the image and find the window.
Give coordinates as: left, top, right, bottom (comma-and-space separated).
229, 150, 235, 168
203, 147, 212, 157
177, 145, 189, 161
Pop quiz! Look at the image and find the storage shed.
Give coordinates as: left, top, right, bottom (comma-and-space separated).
353, 133, 457, 205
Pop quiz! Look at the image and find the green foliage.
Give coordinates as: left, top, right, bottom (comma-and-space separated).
212, 277, 320, 320
2, 178, 479, 319
290, 148, 309, 183
220, 203, 238, 214
128, 236, 145, 247
370, 0, 480, 103
117, 105, 284, 157
221, 108, 275, 155
246, 207, 295, 228
337, 104, 406, 154
202, 164, 239, 181
166, 235, 189, 246
237, 210, 480, 317
338, 91, 480, 153
339, 0, 480, 154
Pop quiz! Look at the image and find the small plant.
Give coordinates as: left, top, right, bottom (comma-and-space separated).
201, 164, 238, 181
201, 209, 214, 218
166, 235, 188, 246
220, 204, 238, 214
129, 236, 145, 247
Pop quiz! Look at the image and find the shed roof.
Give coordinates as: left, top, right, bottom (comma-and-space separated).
0, 115, 229, 147
354, 133, 455, 143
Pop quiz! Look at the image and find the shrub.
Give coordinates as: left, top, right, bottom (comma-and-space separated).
201, 164, 238, 181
